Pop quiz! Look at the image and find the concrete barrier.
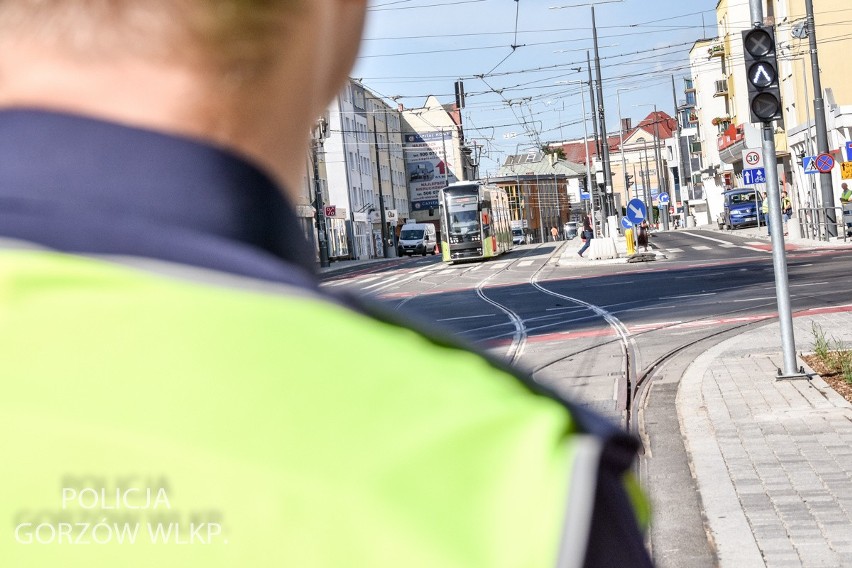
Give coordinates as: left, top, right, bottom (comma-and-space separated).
586, 237, 619, 260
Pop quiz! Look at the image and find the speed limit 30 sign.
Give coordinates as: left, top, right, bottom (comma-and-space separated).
743, 149, 764, 169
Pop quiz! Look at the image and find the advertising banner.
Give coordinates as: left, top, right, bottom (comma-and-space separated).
404, 131, 458, 210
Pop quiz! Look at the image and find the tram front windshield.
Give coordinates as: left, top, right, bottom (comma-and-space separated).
447, 194, 480, 243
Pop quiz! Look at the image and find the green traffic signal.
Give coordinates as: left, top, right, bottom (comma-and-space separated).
742, 25, 782, 123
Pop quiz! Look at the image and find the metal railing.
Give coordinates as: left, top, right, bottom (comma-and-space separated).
796, 207, 849, 242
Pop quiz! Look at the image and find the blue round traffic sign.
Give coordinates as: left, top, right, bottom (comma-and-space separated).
816, 153, 835, 173
620, 217, 634, 230
626, 198, 647, 225
659, 193, 670, 204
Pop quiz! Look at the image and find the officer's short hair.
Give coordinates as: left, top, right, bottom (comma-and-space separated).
0, 1, 302, 76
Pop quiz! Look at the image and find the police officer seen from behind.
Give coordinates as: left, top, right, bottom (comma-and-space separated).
0, 1, 651, 567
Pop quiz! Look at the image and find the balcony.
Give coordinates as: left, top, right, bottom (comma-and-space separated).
708, 41, 725, 58
711, 115, 732, 131
688, 112, 699, 124
713, 79, 728, 97
690, 141, 702, 154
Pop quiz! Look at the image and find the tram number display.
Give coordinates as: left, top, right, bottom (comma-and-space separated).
449, 195, 478, 205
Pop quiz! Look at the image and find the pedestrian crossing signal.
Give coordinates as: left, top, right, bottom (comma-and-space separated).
742, 26, 782, 123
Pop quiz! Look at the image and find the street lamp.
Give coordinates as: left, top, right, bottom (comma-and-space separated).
636, 136, 653, 218
616, 88, 632, 206
555, 80, 594, 216
634, 103, 669, 230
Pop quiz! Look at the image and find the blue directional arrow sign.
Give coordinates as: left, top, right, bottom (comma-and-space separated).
742, 167, 766, 185
658, 193, 670, 204
803, 155, 819, 175
620, 217, 634, 230
580, 191, 591, 201
626, 198, 647, 224
846, 141, 852, 162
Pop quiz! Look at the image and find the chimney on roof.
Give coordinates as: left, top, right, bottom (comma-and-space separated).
621, 118, 632, 132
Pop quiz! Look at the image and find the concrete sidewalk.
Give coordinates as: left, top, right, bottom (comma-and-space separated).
708, 221, 852, 249
677, 311, 852, 567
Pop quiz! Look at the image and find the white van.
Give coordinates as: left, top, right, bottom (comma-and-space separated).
398, 223, 437, 256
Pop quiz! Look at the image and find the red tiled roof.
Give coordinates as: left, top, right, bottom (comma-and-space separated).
558, 111, 675, 160
625, 111, 677, 143
561, 134, 624, 163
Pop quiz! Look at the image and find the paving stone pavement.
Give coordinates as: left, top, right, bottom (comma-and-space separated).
678, 313, 852, 567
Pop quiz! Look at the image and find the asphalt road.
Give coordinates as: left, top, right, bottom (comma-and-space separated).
322, 229, 852, 565
323, 229, 852, 422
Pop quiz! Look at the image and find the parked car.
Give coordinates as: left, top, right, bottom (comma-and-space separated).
720, 188, 766, 230
511, 228, 525, 245
563, 221, 578, 240
397, 223, 437, 256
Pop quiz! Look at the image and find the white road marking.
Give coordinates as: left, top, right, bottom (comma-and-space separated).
490, 262, 509, 269
790, 281, 828, 287
660, 292, 717, 300
518, 260, 534, 267
469, 264, 485, 271
593, 281, 636, 286
719, 243, 737, 248
358, 276, 380, 284
362, 275, 399, 289
691, 245, 711, 251
680, 232, 734, 245
730, 296, 776, 302
621, 304, 677, 312
437, 314, 496, 322
666, 248, 683, 253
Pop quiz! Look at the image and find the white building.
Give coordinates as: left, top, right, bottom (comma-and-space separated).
323, 80, 379, 260
687, 38, 734, 223
401, 96, 477, 224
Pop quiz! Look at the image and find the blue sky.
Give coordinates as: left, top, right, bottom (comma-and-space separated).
353, 0, 720, 175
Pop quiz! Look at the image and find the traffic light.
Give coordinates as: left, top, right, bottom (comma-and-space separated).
625, 174, 634, 188
742, 25, 782, 123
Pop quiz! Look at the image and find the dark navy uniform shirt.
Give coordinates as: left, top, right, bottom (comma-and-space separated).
0, 109, 317, 289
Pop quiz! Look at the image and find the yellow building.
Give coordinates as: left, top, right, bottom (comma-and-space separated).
775, 0, 852, 208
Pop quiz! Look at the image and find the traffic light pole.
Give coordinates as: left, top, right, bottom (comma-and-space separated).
312, 134, 331, 268
592, 7, 615, 229
749, 0, 802, 379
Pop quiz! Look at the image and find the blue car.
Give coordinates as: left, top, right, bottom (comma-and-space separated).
721, 188, 766, 230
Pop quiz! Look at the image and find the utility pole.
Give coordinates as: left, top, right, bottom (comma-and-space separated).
641, 140, 653, 218
747, 0, 801, 378
805, 0, 836, 237
650, 104, 669, 230
586, 51, 604, 224
616, 88, 629, 215
312, 119, 330, 268
371, 115, 390, 258
672, 75, 692, 224
580, 86, 593, 215
591, 7, 614, 226
382, 109, 398, 255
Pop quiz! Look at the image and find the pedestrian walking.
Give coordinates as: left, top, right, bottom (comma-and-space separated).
0, 2, 652, 567
761, 191, 771, 235
781, 189, 792, 235
550, 226, 559, 242
578, 213, 594, 257
637, 219, 650, 251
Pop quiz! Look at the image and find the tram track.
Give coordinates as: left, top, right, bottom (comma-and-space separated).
342, 243, 842, 433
